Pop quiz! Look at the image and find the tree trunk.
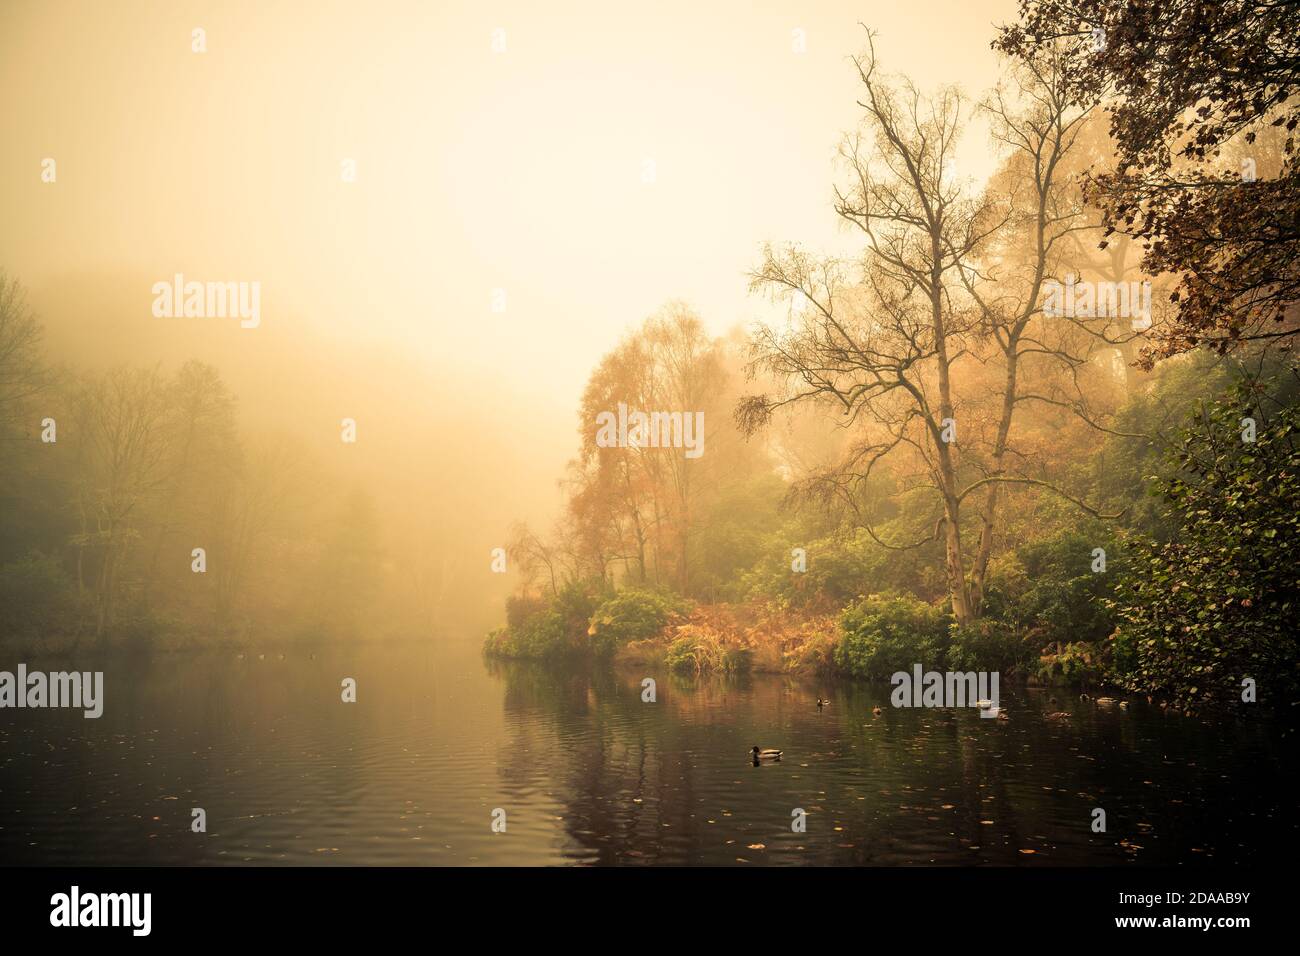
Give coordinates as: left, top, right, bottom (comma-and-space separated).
970, 347, 1020, 615
931, 241, 973, 626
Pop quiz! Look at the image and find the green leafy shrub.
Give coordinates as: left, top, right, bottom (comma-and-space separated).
483, 614, 564, 660
586, 589, 687, 658
516, 609, 574, 658
732, 522, 869, 606
1006, 527, 1118, 647
1036, 641, 1103, 687
947, 618, 1032, 673
505, 593, 548, 631
482, 627, 510, 656
484, 579, 609, 660
1106, 390, 1300, 711
834, 592, 950, 679
551, 579, 607, 637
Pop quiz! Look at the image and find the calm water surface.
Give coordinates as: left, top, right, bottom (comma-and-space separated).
0, 641, 1291, 865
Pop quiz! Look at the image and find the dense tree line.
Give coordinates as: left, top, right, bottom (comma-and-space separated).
0, 271, 394, 652
491, 4, 1298, 712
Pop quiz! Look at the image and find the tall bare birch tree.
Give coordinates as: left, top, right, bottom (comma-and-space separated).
739, 35, 1115, 624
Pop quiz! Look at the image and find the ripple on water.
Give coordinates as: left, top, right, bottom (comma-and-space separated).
0, 644, 1290, 865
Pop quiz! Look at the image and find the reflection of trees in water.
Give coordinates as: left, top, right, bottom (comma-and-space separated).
490, 658, 669, 862
489, 660, 758, 862
487, 660, 1291, 864
491, 661, 889, 863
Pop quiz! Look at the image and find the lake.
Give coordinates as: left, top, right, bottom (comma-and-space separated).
0, 640, 1290, 865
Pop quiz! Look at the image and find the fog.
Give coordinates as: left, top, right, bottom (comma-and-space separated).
0, 1, 1015, 643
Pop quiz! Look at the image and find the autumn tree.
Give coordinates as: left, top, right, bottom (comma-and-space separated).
739, 35, 1116, 624
997, 0, 1300, 363
576, 303, 726, 594
739, 33, 1000, 622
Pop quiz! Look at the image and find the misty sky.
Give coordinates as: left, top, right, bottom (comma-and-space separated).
2, 0, 1015, 529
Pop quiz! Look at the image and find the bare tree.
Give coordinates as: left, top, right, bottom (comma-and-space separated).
739, 34, 1117, 624
0, 272, 46, 440
961, 44, 1099, 613
506, 520, 563, 596
68, 366, 174, 642
740, 33, 998, 623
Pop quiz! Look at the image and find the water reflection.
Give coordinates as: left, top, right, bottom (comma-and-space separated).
0, 641, 1289, 865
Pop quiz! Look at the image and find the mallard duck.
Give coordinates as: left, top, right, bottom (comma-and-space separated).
751, 746, 782, 761
872, 705, 883, 716
816, 698, 828, 711
1118, 700, 1129, 710
996, 710, 1009, 721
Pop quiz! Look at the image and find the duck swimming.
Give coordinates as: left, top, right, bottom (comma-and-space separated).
816, 698, 828, 711
872, 705, 883, 716
751, 746, 782, 762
